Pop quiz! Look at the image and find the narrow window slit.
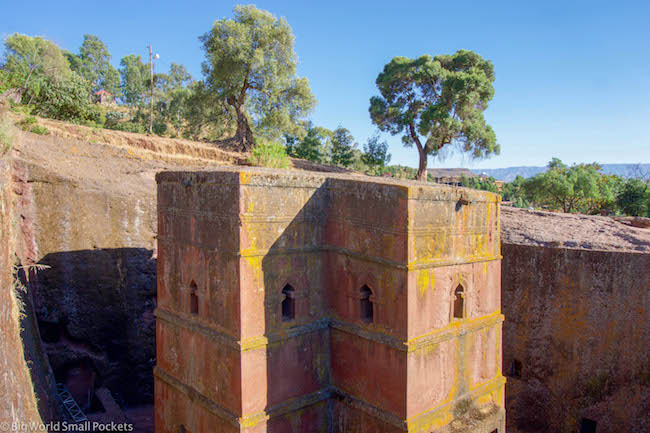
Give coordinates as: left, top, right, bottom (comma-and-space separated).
282, 285, 295, 322
360, 285, 374, 323
511, 359, 522, 378
189, 280, 199, 316
453, 285, 465, 319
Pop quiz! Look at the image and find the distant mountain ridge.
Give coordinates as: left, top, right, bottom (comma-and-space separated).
471, 164, 650, 182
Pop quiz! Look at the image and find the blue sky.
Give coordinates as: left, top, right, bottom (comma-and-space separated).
2, 0, 649, 169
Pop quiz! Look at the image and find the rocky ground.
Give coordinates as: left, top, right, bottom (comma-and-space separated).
501, 206, 650, 253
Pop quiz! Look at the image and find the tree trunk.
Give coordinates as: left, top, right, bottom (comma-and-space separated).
416, 146, 428, 181
410, 123, 428, 181
234, 104, 254, 151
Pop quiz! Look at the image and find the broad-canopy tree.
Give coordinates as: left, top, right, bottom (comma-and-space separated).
154, 63, 194, 136
616, 178, 650, 217
362, 133, 391, 171
1, 34, 71, 100
285, 123, 331, 163
522, 159, 618, 214
369, 50, 498, 180
33, 72, 97, 122
199, 5, 316, 151
119, 54, 148, 114
77, 34, 119, 95
330, 127, 357, 167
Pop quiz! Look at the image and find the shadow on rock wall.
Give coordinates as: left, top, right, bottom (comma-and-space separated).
261, 183, 331, 428
31, 248, 157, 410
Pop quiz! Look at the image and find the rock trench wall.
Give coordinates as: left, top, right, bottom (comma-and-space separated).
0, 158, 46, 426
502, 243, 650, 433
19, 159, 158, 408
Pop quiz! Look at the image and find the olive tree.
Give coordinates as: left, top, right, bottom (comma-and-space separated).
199, 5, 316, 151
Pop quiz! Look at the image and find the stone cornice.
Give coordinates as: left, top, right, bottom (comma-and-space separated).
155, 236, 500, 269
155, 308, 503, 354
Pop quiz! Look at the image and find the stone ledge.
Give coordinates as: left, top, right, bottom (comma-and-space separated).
155, 168, 501, 203
156, 365, 505, 432
154, 236, 500, 269
156, 308, 503, 354
155, 366, 331, 428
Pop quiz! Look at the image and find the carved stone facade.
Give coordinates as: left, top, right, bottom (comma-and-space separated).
154, 168, 505, 433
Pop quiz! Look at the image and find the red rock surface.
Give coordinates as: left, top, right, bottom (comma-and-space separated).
501, 206, 650, 252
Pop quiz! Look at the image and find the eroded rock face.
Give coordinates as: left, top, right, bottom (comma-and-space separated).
502, 243, 650, 433
15, 156, 158, 407
0, 159, 44, 426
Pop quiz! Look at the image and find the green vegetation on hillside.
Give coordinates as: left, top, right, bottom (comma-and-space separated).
0, 6, 392, 172
453, 158, 650, 217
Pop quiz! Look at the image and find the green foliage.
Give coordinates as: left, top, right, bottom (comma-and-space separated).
248, 139, 290, 168
2, 34, 72, 103
183, 81, 230, 140
458, 174, 499, 193
0, 118, 15, 154
369, 50, 497, 180
17, 115, 37, 128
63, 50, 83, 73
153, 119, 167, 135
78, 35, 119, 95
154, 63, 194, 136
104, 110, 127, 129
285, 124, 331, 163
32, 72, 96, 122
500, 175, 530, 208
200, 5, 316, 150
616, 178, 650, 217
362, 134, 391, 171
113, 121, 146, 134
17, 116, 48, 135
0, 70, 10, 94
9, 104, 34, 115
380, 165, 419, 179
521, 159, 619, 214
330, 127, 357, 167
29, 125, 48, 135
119, 54, 148, 110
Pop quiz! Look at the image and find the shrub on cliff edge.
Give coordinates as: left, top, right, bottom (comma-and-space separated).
0, 118, 15, 154
248, 139, 290, 169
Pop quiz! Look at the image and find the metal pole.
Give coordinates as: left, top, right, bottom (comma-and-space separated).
149, 44, 153, 134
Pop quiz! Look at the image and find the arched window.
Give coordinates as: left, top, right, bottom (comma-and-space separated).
281, 285, 295, 322
360, 285, 373, 323
189, 280, 199, 316
453, 285, 465, 319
